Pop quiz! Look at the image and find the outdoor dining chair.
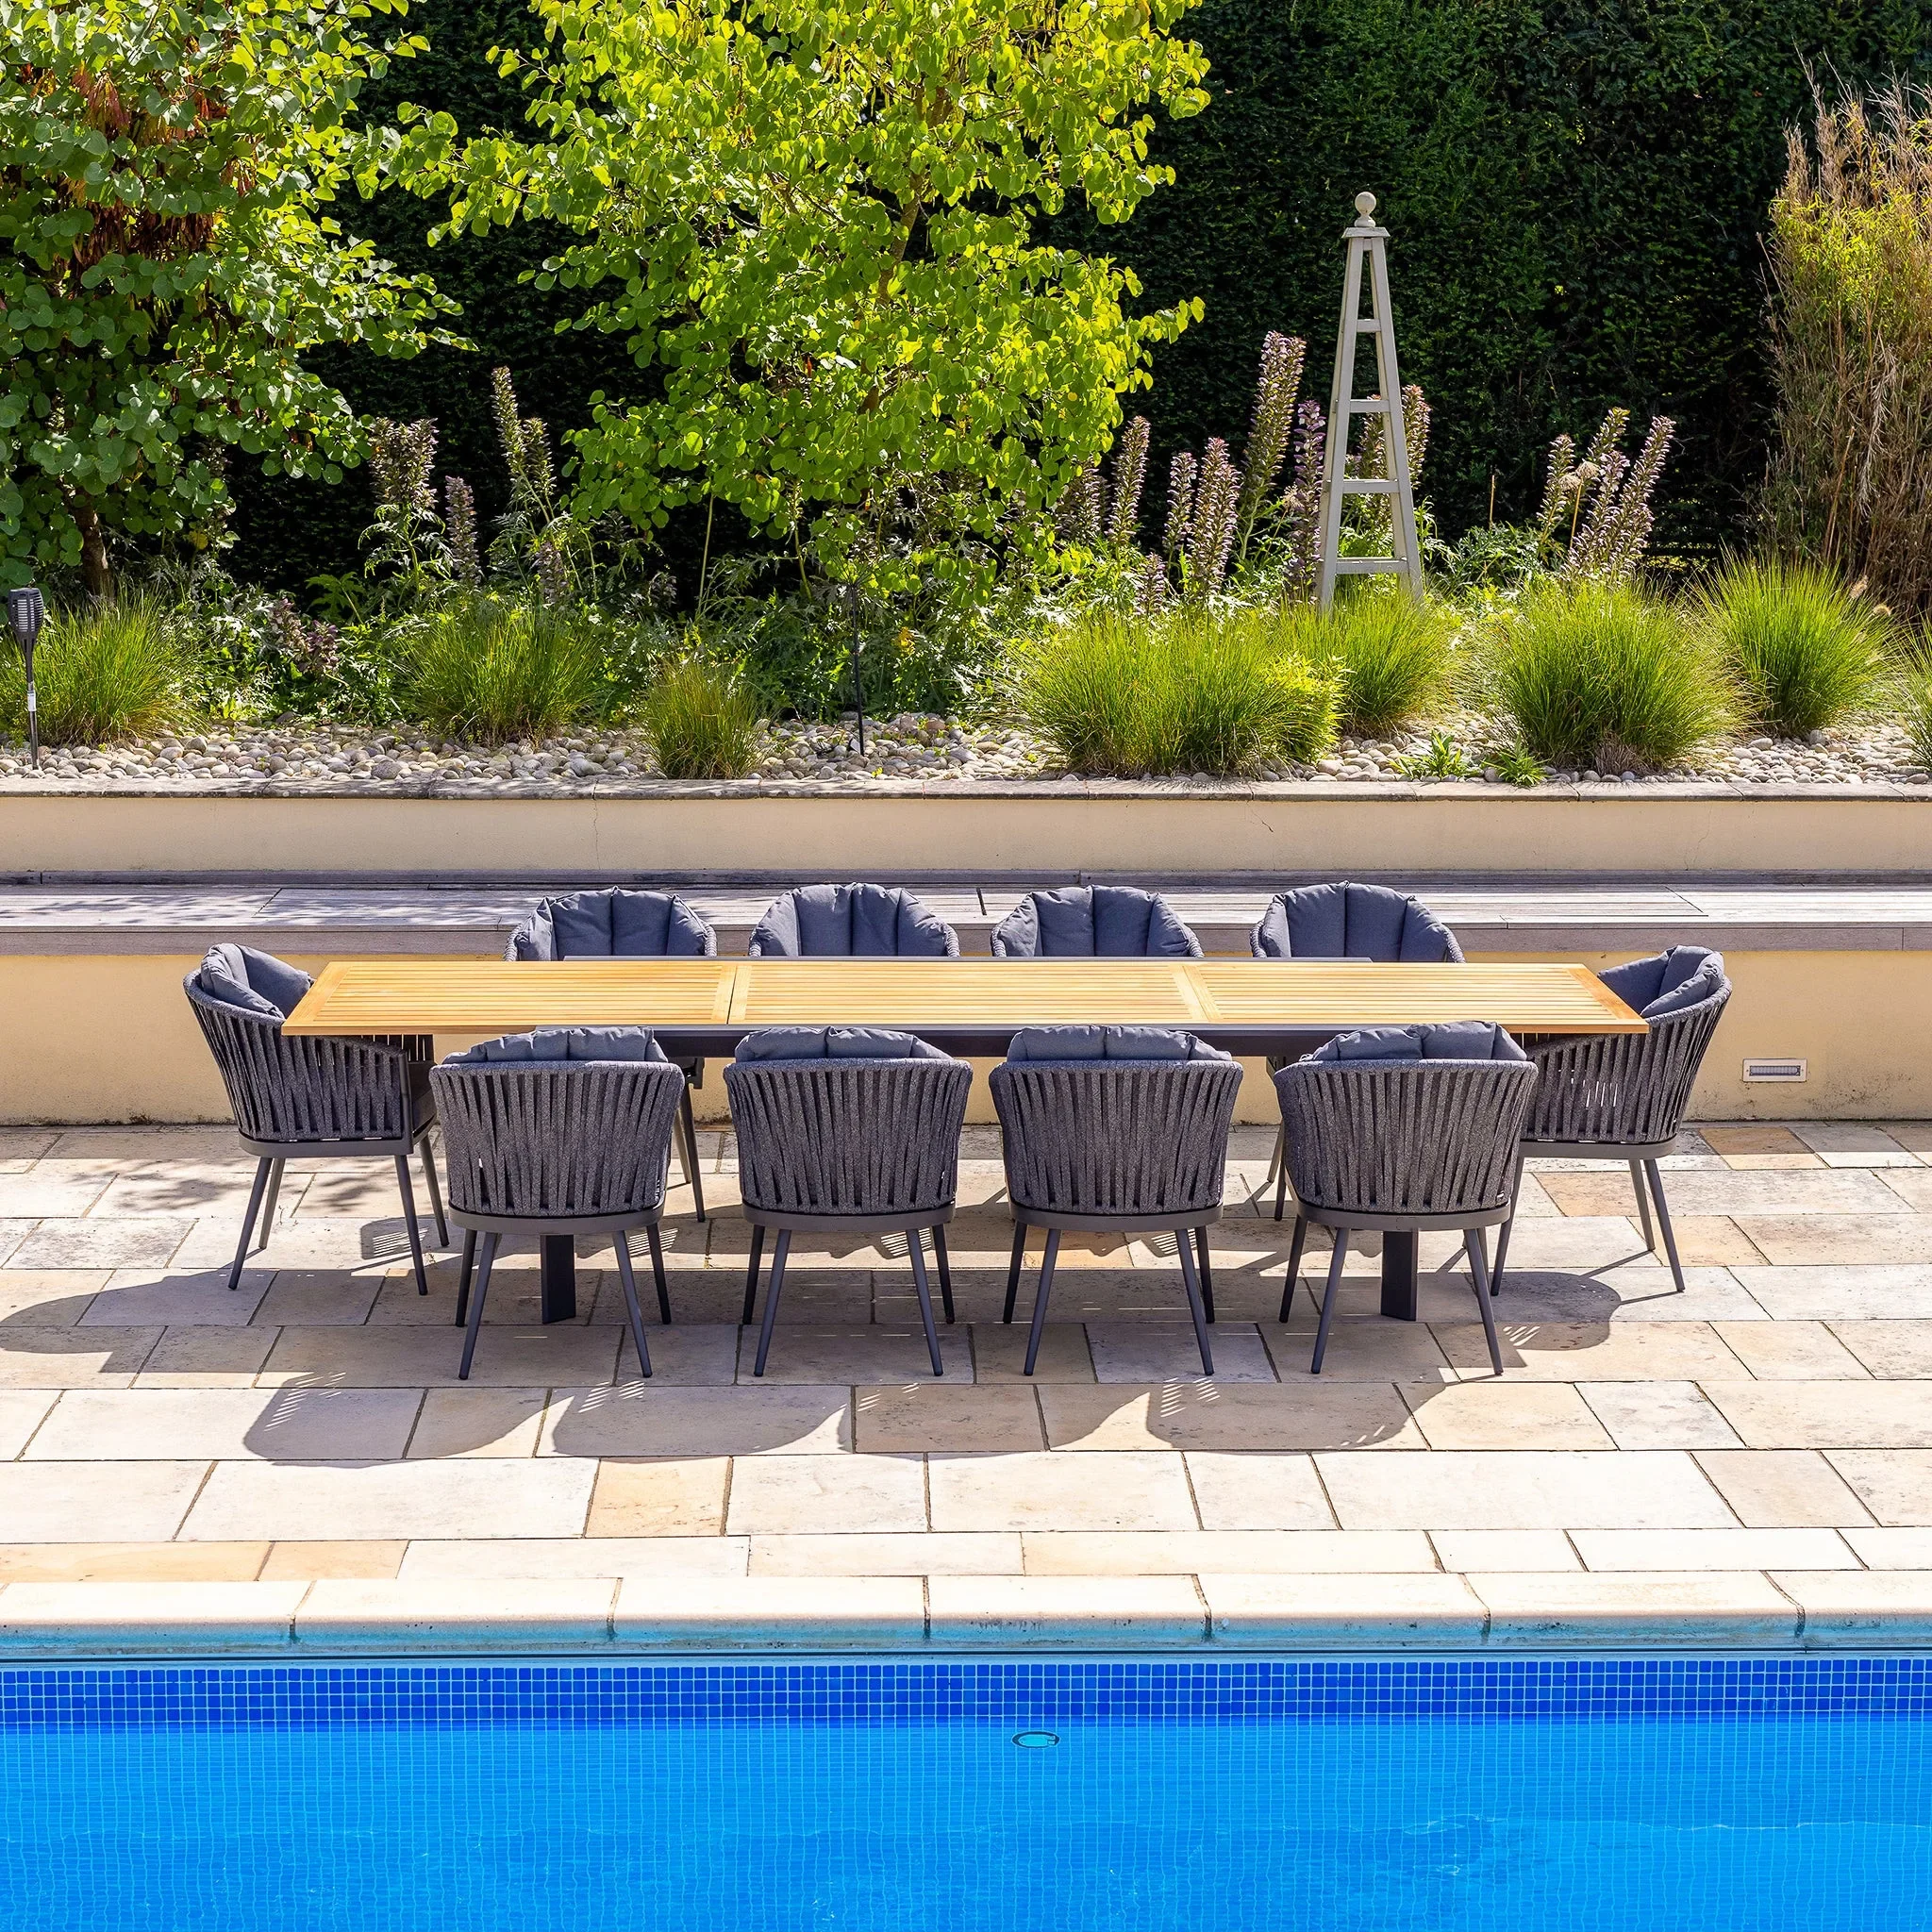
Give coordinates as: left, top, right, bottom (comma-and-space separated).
746, 883, 959, 957
726, 1026, 972, 1377
505, 887, 716, 1221
1491, 945, 1731, 1298
185, 943, 445, 1297
991, 1025, 1241, 1376
1274, 1022, 1536, 1375
1252, 881, 1466, 1219
990, 884, 1203, 958
430, 1026, 685, 1381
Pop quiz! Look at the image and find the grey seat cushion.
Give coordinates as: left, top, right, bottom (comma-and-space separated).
1006, 1024, 1233, 1064
992, 886, 1202, 958
747, 884, 958, 958
196, 943, 313, 1020
1599, 946, 1727, 1020
1251, 883, 1463, 962
1306, 1022, 1527, 1064
734, 1026, 955, 1063
446, 1026, 671, 1064
508, 889, 715, 961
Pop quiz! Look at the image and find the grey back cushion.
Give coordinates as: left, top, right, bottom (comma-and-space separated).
1600, 945, 1726, 1019
748, 884, 958, 958
197, 943, 313, 1020
1251, 882, 1463, 962
1307, 1022, 1527, 1064
447, 1026, 669, 1065
510, 890, 715, 961
992, 885, 1201, 958
1006, 1024, 1233, 1064
734, 1026, 954, 1062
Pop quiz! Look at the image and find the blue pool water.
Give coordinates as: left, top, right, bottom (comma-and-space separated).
4, 1657, 1931, 1929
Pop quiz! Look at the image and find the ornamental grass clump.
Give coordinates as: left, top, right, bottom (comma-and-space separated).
1694, 557, 1894, 738
641, 658, 762, 779
1902, 666, 1932, 772
1489, 582, 1731, 774
1763, 81, 1932, 617
1289, 595, 1453, 736
0, 599, 186, 744
1020, 608, 1339, 776
398, 597, 606, 742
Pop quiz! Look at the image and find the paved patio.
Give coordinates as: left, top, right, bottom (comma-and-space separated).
4, 1118, 1932, 1649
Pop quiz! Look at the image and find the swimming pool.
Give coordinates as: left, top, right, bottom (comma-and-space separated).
4, 1657, 1928, 1929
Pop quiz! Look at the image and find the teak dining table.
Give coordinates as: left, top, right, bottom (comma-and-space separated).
285, 958, 1644, 1327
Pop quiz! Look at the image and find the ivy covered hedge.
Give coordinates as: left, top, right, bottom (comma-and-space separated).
229, 0, 1930, 591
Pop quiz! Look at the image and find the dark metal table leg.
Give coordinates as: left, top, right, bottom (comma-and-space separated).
1380, 1230, 1419, 1321
540, 1234, 577, 1324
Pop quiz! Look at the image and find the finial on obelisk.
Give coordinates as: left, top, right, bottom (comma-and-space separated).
1354, 192, 1377, 225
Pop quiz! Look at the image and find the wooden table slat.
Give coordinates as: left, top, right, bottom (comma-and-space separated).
283, 958, 1644, 1040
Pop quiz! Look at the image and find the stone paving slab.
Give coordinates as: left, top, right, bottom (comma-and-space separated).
3, 1120, 1932, 1651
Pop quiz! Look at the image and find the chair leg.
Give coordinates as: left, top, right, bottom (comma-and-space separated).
1463, 1229, 1504, 1375
678, 1084, 707, 1224
258, 1158, 285, 1250
1175, 1229, 1215, 1376
1491, 1156, 1524, 1299
1629, 1158, 1656, 1252
226, 1158, 274, 1291
1024, 1229, 1062, 1376
420, 1138, 449, 1248
1261, 1120, 1285, 1191
645, 1223, 672, 1324
1644, 1161, 1689, 1293
1003, 1223, 1025, 1324
933, 1224, 955, 1324
458, 1231, 499, 1380
454, 1227, 476, 1328
1273, 1127, 1291, 1222
612, 1231, 653, 1379
1309, 1228, 1352, 1374
753, 1229, 791, 1377
908, 1229, 944, 1376
393, 1156, 430, 1295
1194, 1225, 1215, 1324
1277, 1216, 1308, 1324
742, 1224, 764, 1326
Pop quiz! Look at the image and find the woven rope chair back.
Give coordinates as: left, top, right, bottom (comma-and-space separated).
725, 1060, 972, 1218
430, 1060, 685, 1221
1277, 1058, 1538, 1219
1522, 980, 1730, 1146
991, 1061, 1242, 1219
184, 979, 417, 1145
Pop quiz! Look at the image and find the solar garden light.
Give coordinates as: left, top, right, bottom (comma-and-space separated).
7, 585, 43, 772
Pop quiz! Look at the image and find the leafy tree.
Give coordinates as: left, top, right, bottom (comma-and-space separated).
0, 0, 458, 594
397, 0, 1210, 591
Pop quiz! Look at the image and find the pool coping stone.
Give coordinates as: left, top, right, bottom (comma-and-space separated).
5, 1572, 1932, 1657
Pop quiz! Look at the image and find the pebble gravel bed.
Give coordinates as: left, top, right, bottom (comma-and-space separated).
0, 712, 1925, 790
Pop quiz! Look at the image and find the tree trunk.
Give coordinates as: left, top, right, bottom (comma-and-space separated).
73, 499, 111, 601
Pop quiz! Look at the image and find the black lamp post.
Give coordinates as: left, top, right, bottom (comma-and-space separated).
7, 586, 43, 773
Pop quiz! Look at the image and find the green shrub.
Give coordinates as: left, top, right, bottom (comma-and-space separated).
1488, 581, 1731, 773
1695, 557, 1893, 738
0, 599, 186, 744
1019, 607, 1340, 776
1902, 665, 1932, 771
641, 658, 763, 779
1291, 595, 1453, 736
396, 597, 606, 742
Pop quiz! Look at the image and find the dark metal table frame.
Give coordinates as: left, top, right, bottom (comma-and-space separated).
533, 1024, 1430, 1324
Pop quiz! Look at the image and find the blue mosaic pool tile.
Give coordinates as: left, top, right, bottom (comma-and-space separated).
6, 1654, 1932, 1731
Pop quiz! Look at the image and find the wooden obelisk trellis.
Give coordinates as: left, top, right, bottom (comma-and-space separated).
1316, 192, 1424, 611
